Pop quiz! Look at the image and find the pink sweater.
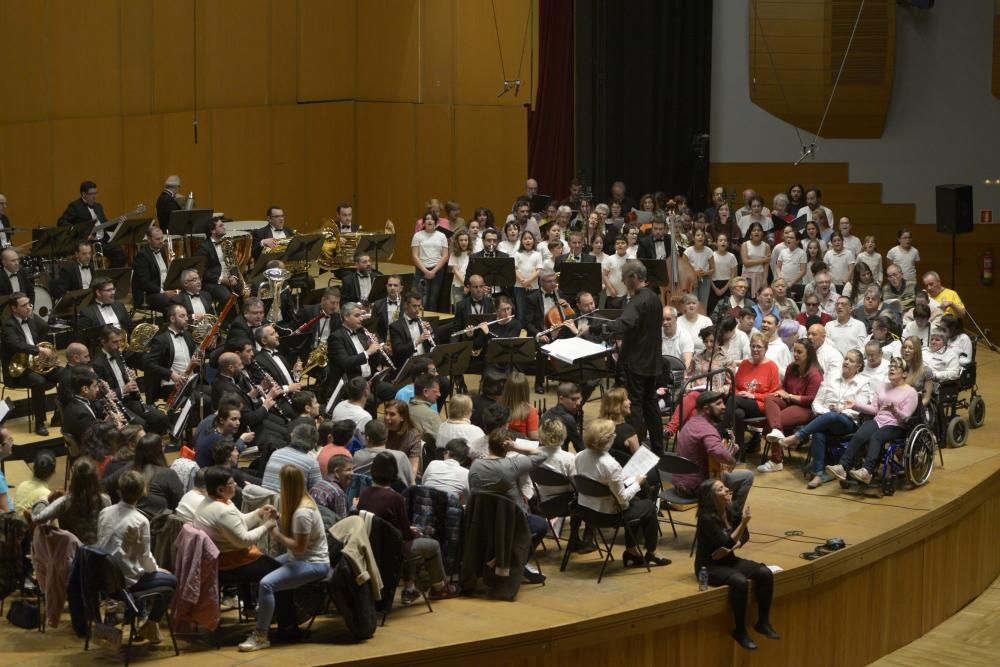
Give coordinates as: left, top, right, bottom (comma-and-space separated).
855, 382, 918, 428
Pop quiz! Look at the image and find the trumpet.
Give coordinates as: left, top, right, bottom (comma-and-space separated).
361, 326, 396, 371
450, 314, 514, 337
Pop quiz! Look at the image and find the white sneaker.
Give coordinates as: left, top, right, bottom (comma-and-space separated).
765, 429, 784, 443
219, 595, 239, 611
238, 630, 271, 652
849, 468, 872, 484
757, 460, 783, 473
825, 464, 847, 481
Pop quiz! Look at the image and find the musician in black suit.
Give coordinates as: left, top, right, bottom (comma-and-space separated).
637, 217, 672, 261
554, 231, 597, 268
335, 202, 360, 233
62, 367, 109, 444
452, 274, 498, 353
602, 260, 665, 452
56, 180, 127, 268
55, 342, 92, 409
78, 277, 134, 335
193, 218, 239, 305
144, 304, 198, 404
328, 302, 396, 407
369, 275, 403, 341
340, 249, 383, 305
132, 225, 178, 312
228, 297, 266, 348
525, 271, 577, 395
470, 228, 510, 299
0, 248, 35, 304
252, 324, 303, 393
388, 291, 437, 371
172, 269, 217, 320
53, 241, 96, 300
0, 193, 13, 247
290, 286, 342, 351
252, 259, 298, 326
156, 175, 183, 233
92, 326, 169, 434
213, 351, 289, 448
1, 293, 58, 435
251, 206, 297, 261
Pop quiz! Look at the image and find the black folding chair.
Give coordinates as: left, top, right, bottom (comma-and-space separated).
529, 466, 575, 552
656, 453, 701, 554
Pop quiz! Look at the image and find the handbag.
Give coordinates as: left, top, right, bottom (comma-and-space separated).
5, 599, 40, 629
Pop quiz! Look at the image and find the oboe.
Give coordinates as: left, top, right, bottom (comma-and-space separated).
361, 326, 396, 371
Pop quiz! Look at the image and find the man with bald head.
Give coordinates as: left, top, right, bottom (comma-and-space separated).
922, 271, 966, 318
525, 178, 539, 197
157, 175, 183, 232
56, 342, 92, 409
807, 323, 844, 377
211, 350, 288, 448
0, 247, 34, 303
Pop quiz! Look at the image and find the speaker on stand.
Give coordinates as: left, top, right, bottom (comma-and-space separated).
936, 184, 973, 289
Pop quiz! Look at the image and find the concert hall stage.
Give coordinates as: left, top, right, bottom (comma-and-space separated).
2, 355, 999, 667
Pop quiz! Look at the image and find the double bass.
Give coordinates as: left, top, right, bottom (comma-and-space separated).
661, 207, 698, 310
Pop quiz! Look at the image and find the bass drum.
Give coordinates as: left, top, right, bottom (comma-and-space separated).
224, 230, 253, 267
163, 234, 189, 259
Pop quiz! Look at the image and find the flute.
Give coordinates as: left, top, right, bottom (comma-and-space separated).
450, 314, 513, 337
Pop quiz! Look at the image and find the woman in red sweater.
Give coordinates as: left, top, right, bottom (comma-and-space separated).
733, 334, 780, 452
758, 339, 822, 472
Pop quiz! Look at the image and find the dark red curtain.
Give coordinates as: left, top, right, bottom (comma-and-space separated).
528, 0, 575, 201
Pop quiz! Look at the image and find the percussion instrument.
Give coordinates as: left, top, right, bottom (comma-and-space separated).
224, 230, 253, 267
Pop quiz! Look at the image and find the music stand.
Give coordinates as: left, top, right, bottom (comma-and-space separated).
284, 232, 326, 267
485, 337, 536, 369
163, 256, 207, 291
169, 209, 214, 257
530, 194, 553, 213
391, 354, 436, 391
65, 221, 96, 255
53, 289, 93, 329
108, 217, 155, 247
245, 248, 288, 287
429, 341, 474, 388
32, 227, 70, 282
467, 257, 515, 291
547, 346, 615, 430
278, 332, 312, 362
367, 274, 413, 302
639, 258, 669, 288
301, 287, 329, 307
555, 263, 601, 298
357, 233, 396, 272
94, 267, 133, 300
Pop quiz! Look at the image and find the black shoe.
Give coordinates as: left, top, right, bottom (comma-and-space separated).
622, 551, 644, 568
522, 569, 546, 584
732, 630, 758, 651
570, 538, 598, 555
754, 622, 781, 640
274, 625, 304, 643
534, 384, 545, 395
644, 553, 671, 567
34, 424, 49, 437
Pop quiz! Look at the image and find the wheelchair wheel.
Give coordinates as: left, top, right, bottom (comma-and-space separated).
968, 395, 986, 429
946, 416, 969, 448
904, 426, 935, 487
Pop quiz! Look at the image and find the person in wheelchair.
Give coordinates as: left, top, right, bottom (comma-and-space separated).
776, 350, 870, 489
939, 314, 973, 368
900, 336, 935, 407
826, 357, 918, 486
924, 329, 962, 384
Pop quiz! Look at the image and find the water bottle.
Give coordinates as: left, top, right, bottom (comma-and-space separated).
185, 192, 195, 210
698, 566, 709, 591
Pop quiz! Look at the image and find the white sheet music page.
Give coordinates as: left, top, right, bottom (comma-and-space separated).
621, 446, 660, 486
541, 337, 609, 364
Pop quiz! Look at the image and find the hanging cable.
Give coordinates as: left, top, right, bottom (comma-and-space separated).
511, 2, 532, 96
192, 0, 199, 144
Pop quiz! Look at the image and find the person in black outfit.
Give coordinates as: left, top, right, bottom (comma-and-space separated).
62, 366, 111, 444
334, 202, 360, 233
132, 225, 179, 312
328, 302, 396, 408
695, 478, 779, 651
228, 297, 266, 348
251, 206, 296, 262
452, 274, 497, 345
525, 271, 576, 394
53, 241, 96, 300
540, 382, 583, 452
601, 260, 665, 452
156, 175, 183, 233
56, 180, 127, 268
1, 293, 58, 435
387, 291, 436, 371
0, 248, 35, 304
470, 228, 510, 300
252, 325, 303, 394
339, 249, 382, 306
172, 269, 217, 320
0, 192, 13, 248
290, 286, 341, 349
78, 276, 134, 336
369, 275, 403, 341
55, 342, 91, 409
213, 351, 290, 448
637, 217, 672, 261
92, 326, 169, 434
194, 218, 239, 305
143, 304, 198, 404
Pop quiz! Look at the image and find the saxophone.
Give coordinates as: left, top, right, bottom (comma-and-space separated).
221, 238, 250, 297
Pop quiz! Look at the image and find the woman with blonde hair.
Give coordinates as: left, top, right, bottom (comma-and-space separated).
447, 229, 472, 309
239, 465, 331, 652
599, 387, 639, 458
500, 371, 539, 439
900, 335, 934, 407
436, 394, 486, 453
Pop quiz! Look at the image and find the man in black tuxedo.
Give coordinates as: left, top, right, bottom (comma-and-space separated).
251, 259, 298, 325
53, 241, 96, 300
602, 260, 665, 452
78, 278, 134, 338
92, 326, 169, 434
1, 293, 59, 435
228, 297, 266, 348
144, 304, 198, 404
388, 291, 437, 371
56, 180, 127, 268
0, 193, 13, 248
55, 342, 91, 409
637, 217, 672, 261
290, 286, 342, 351
62, 366, 109, 443
251, 206, 296, 262
213, 351, 289, 447
335, 202, 360, 233
554, 231, 597, 268
328, 302, 396, 408
369, 275, 403, 341
525, 271, 577, 394
452, 274, 497, 351
0, 248, 35, 304
469, 228, 511, 300
251, 324, 303, 394
132, 225, 178, 312
156, 175, 183, 233
194, 218, 239, 305
340, 250, 382, 305
172, 269, 217, 320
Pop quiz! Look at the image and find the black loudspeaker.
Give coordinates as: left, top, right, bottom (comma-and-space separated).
936, 184, 973, 235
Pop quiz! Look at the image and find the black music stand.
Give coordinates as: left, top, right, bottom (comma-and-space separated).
485, 337, 536, 369
639, 258, 669, 288
278, 332, 312, 363
368, 274, 413, 302
169, 209, 214, 256
430, 341, 474, 389
530, 194, 553, 214
301, 287, 329, 307
53, 289, 93, 330
67, 221, 96, 249
109, 217, 155, 247
547, 345, 616, 427
284, 232, 326, 266
391, 354, 435, 391
357, 233, 396, 272
163, 256, 207, 291
32, 227, 70, 282
245, 248, 288, 287
467, 257, 515, 291
94, 267, 133, 300
555, 263, 601, 298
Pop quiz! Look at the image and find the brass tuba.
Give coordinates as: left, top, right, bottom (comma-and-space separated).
263, 267, 291, 325
9, 342, 63, 378
220, 238, 250, 297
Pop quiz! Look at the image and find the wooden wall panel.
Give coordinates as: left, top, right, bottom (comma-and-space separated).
454, 0, 533, 106
210, 107, 271, 221
297, 0, 356, 102
0, 2, 51, 125
0, 122, 53, 232
120, 0, 154, 116
420, 0, 455, 104
120, 115, 163, 218
356, 102, 417, 237
454, 105, 527, 220
270, 0, 299, 105
994, 3, 1000, 99
151, 0, 195, 113
50, 117, 123, 224
415, 104, 455, 209
356, 0, 420, 102
269, 105, 307, 225
49, 0, 122, 119
161, 111, 213, 214
200, 0, 271, 109
302, 103, 356, 230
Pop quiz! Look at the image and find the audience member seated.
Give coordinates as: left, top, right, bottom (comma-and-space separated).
825, 296, 868, 356
826, 357, 918, 486
882, 264, 915, 312
925, 329, 962, 382
866, 316, 902, 358
575, 419, 670, 568
899, 336, 935, 407
261, 423, 322, 492
500, 371, 539, 439
384, 400, 424, 471
922, 270, 965, 318
861, 341, 890, 393
310, 454, 353, 517
673, 391, 754, 508
599, 387, 640, 460
758, 315, 791, 379
940, 314, 973, 367
13, 449, 56, 513
213, 439, 262, 504
331, 377, 372, 438
677, 294, 713, 353
711, 276, 754, 324
357, 452, 459, 604
471, 369, 506, 429
238, 465, 332, 652
31, 457, 110, 545
96, 470, 178, 644
805, 324, 843, 377
316, 419, 355, 476
421, 438, 471, 503
797, 294, 832, 326
194, 397, 252, 468
104, 434, 184, 516
902, 304, 932, 348
101, 425, 144, 483
758, 339, 822, 473
661, 305, 694, 367
540, 382, 584, 452
408, 373, 444, 439
353, 420, 414, 487
694, 479, 778, 651
175, 469, 207, 522
732, 335, 780, 452
436, 394, 486, 455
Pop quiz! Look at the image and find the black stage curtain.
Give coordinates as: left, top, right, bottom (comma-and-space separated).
576, 0, 713, 205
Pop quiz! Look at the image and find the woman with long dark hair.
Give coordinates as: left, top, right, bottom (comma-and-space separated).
32, 457, 111, 545
106, 433, 184, 515
758, 338, 822, 472
384, 400, 423, 473
695, 478, 779, 651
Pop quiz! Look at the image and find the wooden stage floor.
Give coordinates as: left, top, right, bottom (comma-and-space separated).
2, 351, 1000, 666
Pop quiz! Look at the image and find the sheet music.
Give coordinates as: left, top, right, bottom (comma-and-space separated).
325, 377, 346, 415
541, 337, 610, 364
621, 446, 660, 486
514, 438, 539, 450
0, 399, 11, 424
171, 398, 193, 440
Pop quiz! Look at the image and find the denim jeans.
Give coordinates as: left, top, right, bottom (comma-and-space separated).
838, 419, 904, 473
255, 554, 330, 633
796, 412, 857, 475
129, 571, 177, 622
415, 268, 446, 312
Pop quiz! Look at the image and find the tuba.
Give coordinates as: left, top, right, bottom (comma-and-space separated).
263, 267, 291, 325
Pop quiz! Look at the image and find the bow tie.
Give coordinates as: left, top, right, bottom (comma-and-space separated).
7, 273, 16, 280
100, 303, 114, 309
359, 272, 370, 279
387, 300, 399, 307
408, 318, 420, 325
484, 252, 494, 257
80, 265, 92, 271
544, 293, 556, 299
19, 319, 29, 326
171, 331, 185, 338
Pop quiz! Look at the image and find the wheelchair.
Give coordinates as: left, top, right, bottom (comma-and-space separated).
824, 415, 937, 496
927, 336, 986, 449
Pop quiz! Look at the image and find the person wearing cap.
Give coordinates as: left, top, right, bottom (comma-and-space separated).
672, 391, 753, 508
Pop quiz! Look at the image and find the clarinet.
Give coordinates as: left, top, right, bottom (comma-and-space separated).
419, 317, 437, 351
249, 359, 296, 419
97, 380, 128, 429
115, 352, 146, 410
361, 326, 396, 371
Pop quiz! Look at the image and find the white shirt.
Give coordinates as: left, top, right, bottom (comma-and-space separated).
738, 214, 772, 239
602, 253, 629, 296
261, 227, 287, 246
661, 328, 694, 360
88, 204, 107, 240
448, 254, 470, 288
514, 250, 544, 290
823, 248, 855, 285
796, 205, 835, 230
187, 293, 206, 316
856, 251, 884, 284
925, 347, 961, 381
6, 272, 20, 293
815, 342, 844, 377
721, 329, 751, 365
742, 240, 768, 274
777, 246, 807, 284
865, 335, 901, 359
683, 245, 713, 273
436, 420, 486, 450
212, 240, 229, 280
765, 337, 793, 379
267, 349, 295, 385
573, 449, 640, 514
841, 234, 863, 257
347, 328, 372, 378
331, 401, 372, 439
421, 459, 471, 501
825, 317, 869, 356
811, 373, 871, 418
861, 358, 890, 393
109, 354, 127, 394
411, 229, 448, 268
769, 241, 786, 277
948, 334, 974, 366
153, 251, 168, 289
96, 502, 157, 587
902, 320, 931, 348
18, 318, 34, 346
98, 302, 119, 326
167, 331, 191, 383
651, 236, 669, 260
677, 314, 713, 353
887, 245, 920, 282
79, 264, 92, 290
711, 251, 738, 281
358, 272, 373, 302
